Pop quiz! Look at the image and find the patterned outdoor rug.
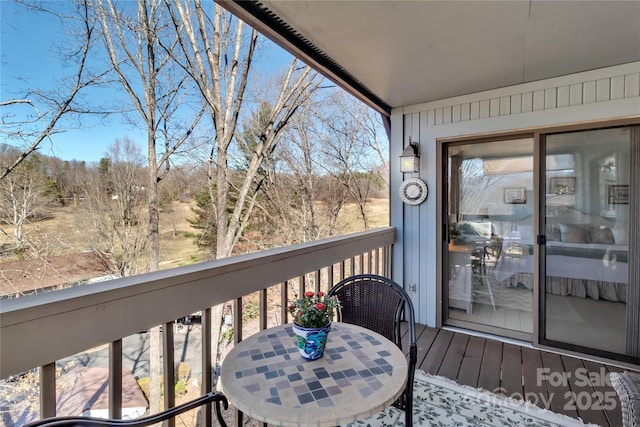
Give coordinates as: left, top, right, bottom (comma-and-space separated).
348, 370, 600, 427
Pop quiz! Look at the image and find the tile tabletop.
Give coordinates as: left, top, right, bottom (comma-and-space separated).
220, 322, 408, 426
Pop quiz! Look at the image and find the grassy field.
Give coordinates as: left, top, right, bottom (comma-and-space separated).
159, 197, 389, 269
0, 197, 390, 275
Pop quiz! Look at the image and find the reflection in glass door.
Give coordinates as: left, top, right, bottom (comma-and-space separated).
543, 128, 633, 358
445, 138, 534, 336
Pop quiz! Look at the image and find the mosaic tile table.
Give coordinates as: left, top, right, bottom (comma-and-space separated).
220, 322, 408, 426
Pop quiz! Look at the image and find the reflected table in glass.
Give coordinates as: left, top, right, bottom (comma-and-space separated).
220, 322, 408, 426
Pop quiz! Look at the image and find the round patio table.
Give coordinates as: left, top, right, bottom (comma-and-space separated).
220, 322, 408, 426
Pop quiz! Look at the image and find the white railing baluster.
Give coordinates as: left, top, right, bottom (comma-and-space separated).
109, 339, 123, 419
163, 322, 175, 427
40, 363, 56, 419
201, 308, 212, 427
280, 281, 288, 324
260, 288, 267, 331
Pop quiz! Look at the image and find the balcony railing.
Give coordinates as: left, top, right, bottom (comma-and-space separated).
1, 227, 395, 423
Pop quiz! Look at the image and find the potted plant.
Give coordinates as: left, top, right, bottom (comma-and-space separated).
288, 291, 340, 360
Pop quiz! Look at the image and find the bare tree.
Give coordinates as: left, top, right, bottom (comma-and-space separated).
95, 0, 206, 410
0, 1, 108, 180
316, 91, 387, 229
82, 138, 148, 277
258, 105, 335, 244
254, 89, 388, 244
96, 0, 204, 273
166, 1, 322, 258
0, 153, 47, 258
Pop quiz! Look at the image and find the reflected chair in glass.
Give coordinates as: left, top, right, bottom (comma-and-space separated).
23, 391, 229, 427
328, 274, 417, 426
471, 243, 496, 311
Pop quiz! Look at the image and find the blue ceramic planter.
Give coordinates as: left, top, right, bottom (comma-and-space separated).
292, 322, 331, 360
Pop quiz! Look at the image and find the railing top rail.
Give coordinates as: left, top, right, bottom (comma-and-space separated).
1, 227, 395, 378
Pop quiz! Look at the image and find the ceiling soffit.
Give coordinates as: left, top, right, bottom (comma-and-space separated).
218, 1, 640, 114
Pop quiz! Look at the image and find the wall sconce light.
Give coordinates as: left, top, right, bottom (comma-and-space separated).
400, 138, 420, 173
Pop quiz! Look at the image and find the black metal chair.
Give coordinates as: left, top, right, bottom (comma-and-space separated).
23, 391, 228, 427
328, 274, 417, 427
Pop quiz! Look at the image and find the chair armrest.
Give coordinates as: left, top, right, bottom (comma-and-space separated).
24, 391, 228, 427
611, 371, 640, 427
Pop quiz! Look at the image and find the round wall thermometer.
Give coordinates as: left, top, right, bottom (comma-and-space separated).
399, 178, 428, 205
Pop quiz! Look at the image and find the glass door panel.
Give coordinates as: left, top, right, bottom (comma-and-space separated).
543, 128, 631, 356
445, 138, 534, 335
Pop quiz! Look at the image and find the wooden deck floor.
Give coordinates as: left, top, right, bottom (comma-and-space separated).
411, 323, 631, 427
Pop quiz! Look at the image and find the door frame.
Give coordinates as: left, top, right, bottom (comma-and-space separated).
436, 117, 640, 365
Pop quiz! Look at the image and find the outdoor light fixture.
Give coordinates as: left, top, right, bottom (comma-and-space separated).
400, 138, 420, 173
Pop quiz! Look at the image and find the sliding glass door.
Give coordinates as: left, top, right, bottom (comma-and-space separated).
443, 125, 639, 362
445, 138, 534, 338
542, 127, 637, 361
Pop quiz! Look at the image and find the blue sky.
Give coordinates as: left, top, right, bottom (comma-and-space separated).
1, 1, 294, 163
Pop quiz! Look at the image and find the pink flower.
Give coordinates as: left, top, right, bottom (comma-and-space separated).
317, 291, 325, 297
304, 291, 315, 298
315, 302, 325, 311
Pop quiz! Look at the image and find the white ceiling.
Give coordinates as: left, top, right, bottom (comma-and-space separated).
221, 0, 640, 114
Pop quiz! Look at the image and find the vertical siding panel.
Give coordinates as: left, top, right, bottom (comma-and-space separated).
426, 109, 434, 126
625, 73, 640, 97
452, 104, 461, 122
418, 110, 429, 324
544, 88, 557, 109
402, 114, 413, 291
611, 75, 625, 100
409, 112, 424, 152
409, 127, 419, 247
404, 111, 421, 318
583, 80, 597, 103
499, 96, 510, 115
435, 108, 443, 125
479, 99, 490, 118
470, 101, 480, 119
511, 94, 522, 114
596, 78, 611, 102
533, 90, 545, 111
443, 106, 452, 124
461, 103, 471, 121
569, 83, 583, 105
411, 112, 420, 150
391, 109, 404, 286
521, 92, 533, 112
489, 98, 500, 117
557, 86, 570, 107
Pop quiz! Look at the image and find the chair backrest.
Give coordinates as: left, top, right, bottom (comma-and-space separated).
328, 274, 417, 426
328, 274, 416, 352
23, 391, 228, 427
